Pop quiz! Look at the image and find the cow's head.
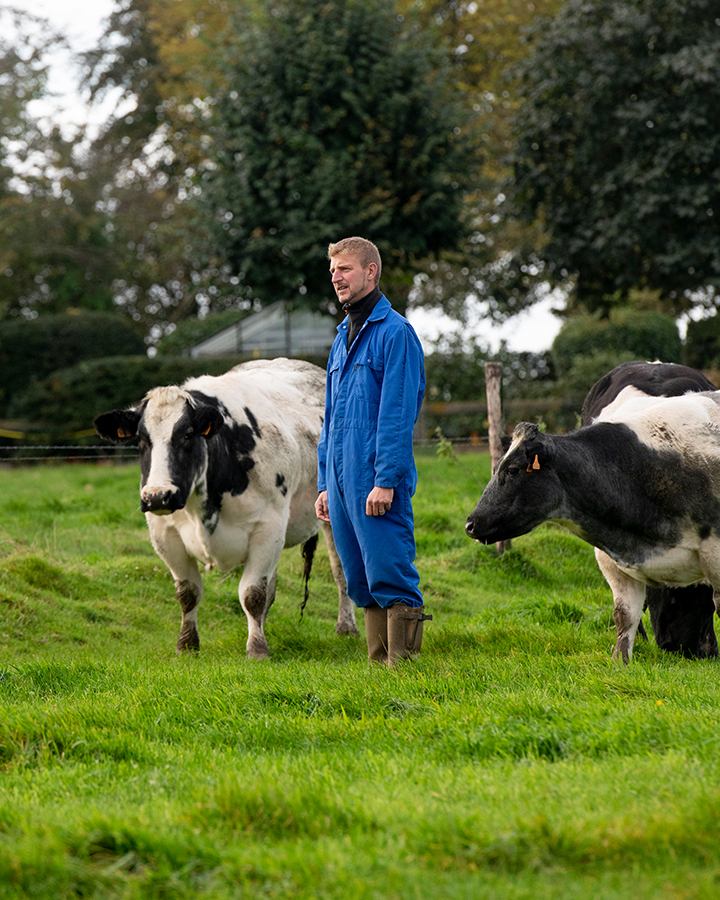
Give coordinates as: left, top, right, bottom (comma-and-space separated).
465, 422, 560, 544
94, 387, 225, 514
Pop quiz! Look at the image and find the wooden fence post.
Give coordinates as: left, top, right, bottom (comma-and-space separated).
484, 360, 510, 554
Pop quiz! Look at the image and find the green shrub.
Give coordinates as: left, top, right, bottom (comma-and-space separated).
551, 309, 682, 376
684, 315, 720, 371
0, 313, 145, 416
7, 353, 329, 436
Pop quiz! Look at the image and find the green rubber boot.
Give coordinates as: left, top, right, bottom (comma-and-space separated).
387, 603, 432, 667
364, 605, 388, 663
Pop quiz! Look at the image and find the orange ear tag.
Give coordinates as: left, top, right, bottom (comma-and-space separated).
527, 454, 541, 472
202, 423, 212, 436
117, 428, 131, 439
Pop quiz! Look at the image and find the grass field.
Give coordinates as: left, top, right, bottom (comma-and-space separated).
1, 453, 720, 899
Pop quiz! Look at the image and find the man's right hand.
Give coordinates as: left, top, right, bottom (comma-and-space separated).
315, 490, 330, 523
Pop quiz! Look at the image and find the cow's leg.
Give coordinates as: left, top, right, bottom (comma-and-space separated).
595, 549, 646, 663
147, 518, 203, 652
697, 544, 720, 650
322, 522, 358, 636
238, 530, 285, 659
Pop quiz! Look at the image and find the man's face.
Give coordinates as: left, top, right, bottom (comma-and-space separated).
329, 253, 376, 307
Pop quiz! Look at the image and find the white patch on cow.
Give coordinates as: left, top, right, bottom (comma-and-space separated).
142, 386, 198, 500
595, 390, 720, 457
586, 385, 649, 423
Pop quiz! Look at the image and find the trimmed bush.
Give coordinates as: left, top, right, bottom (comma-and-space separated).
684, 315, 720, 371
0, 313, 145, 416
551, 309, 682, 376
7, 353, 330, 436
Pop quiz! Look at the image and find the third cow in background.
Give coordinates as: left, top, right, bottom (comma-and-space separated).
581, 360, 718, 659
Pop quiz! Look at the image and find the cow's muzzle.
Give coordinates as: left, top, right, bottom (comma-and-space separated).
141, 488, 184, 515
464, 516, 485, 542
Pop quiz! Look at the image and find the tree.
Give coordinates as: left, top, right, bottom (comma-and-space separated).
397, 0, 564, 325
511, 0, 720, 315
197, 0, 481, 315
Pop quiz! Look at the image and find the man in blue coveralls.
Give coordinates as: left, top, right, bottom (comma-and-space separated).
315, 236, 431, 666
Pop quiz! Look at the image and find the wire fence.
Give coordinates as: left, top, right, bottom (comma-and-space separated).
0, 436, 489, 465
0, 444, 141, 464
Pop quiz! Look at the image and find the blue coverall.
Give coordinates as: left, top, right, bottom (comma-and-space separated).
317, 294, 426, 609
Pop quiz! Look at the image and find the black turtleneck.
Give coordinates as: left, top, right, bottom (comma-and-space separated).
346, 286, 382, 349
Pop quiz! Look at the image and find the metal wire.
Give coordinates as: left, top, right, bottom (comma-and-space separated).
0, 437, 487, 463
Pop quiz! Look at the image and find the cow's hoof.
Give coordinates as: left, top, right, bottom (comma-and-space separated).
246, 637, 270, 659
177, 625, 200, 652
336, 621, 360, 637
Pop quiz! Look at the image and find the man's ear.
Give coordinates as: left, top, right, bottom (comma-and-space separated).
93, 409, 141, 443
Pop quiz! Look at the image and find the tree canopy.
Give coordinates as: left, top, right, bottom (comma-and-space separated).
197, 0, 480, 315
511, 0, 720, 314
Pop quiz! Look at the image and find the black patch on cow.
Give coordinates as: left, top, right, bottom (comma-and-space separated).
276, 473, 288, 496
244, 406, 262, 439
581, 361, 717, 424
140, 403, 213, 514
176, 580, 200, 651
177, 579, 200, 614
243, 578, 268, 619
186, 391, 260, 529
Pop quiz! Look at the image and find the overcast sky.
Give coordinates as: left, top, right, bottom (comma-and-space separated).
15, 0, 564, 353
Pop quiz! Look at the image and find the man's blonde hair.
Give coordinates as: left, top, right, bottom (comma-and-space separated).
327, 237, 382, 284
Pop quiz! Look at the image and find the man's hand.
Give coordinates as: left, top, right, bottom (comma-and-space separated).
366, 486, 394, 516
315, 490, 331, 523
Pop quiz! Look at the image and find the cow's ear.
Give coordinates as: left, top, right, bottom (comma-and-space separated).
524, 438, 552, 472
94, 409, 141, 443
193, 405, 224, 439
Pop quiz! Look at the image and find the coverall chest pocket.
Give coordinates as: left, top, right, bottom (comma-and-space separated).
328, 360, 341, 402
352, 354, 384, 402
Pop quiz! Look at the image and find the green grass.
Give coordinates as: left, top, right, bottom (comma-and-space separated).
1, 454, 720, 898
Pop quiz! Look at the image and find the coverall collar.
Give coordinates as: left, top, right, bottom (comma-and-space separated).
336, 293, 391, 335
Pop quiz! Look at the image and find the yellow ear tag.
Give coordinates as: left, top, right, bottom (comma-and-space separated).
117, 427, 131, 439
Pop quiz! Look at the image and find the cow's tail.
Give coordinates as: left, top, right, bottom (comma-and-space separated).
298, 533, 319, 623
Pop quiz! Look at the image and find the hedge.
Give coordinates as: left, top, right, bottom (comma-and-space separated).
7, 353, 330, 437
551, 309, 682, 376
0, 313, 145, 416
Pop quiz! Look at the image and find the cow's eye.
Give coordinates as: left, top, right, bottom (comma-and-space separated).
506, 465, 520, 477
183, 429, 195, 443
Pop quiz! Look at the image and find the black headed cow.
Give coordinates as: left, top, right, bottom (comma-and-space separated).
581, 361, 718, 659
465, 389, 720, 663
95, 358, 358, 658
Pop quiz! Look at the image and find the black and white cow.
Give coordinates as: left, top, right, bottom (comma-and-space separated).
94, 358, 358, 657
465, 390, 720, 663
581, 360, 718, 659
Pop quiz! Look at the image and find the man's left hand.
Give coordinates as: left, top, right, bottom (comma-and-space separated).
366, 486, 394, 516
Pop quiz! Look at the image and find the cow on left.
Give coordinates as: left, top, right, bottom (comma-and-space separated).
94, 358, 358, 657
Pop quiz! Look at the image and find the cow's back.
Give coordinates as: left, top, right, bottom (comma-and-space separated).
184, 358, 325, 446
582, 360, 716, 425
